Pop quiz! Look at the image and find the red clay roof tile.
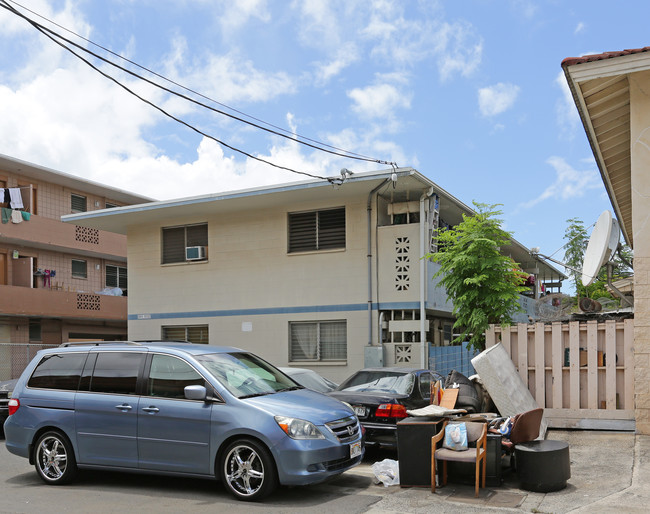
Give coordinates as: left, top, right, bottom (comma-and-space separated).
562, 47, 650, 67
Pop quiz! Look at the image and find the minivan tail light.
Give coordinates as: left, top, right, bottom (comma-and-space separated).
375, 403, 407, 419
8, 398, 19, 415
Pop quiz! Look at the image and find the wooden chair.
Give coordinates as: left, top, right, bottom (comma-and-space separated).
431, 420, 487, 497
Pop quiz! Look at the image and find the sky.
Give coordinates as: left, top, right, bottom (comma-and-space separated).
0, 0, 647, 273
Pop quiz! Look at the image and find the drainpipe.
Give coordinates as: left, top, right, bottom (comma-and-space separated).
420, 187, 434, 368
367, 179, 391, 347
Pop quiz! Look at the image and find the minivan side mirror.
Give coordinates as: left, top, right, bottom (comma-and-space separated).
184, 385, 207, 401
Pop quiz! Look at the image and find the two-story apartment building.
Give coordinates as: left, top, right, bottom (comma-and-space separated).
63, 167, 563, 382
0, 154, 152, 378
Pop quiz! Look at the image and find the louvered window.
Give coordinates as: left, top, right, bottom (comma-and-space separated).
71, 259, 87, 278
288, 207, 345, 253
71, 193, 87, 213
289, 321, 347, 362
161, 223, 208, 264
162, 325, 209, 344
106, 265, 127, 289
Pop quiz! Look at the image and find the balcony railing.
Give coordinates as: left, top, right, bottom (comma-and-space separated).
0, 285, 126, 320
0, 213, 126, 258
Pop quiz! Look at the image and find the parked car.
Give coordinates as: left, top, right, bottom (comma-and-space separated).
328, 367, 444, 448
4, 342, 363, 501
0, 378, 18, 437
279, 367, 338, 393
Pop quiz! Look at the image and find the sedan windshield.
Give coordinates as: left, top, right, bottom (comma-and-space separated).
196, 352, 300, 398
338, 371, 415, 395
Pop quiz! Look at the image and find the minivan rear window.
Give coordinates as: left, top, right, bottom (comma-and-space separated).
90, 352, 144, 395
28, 353, 87, 391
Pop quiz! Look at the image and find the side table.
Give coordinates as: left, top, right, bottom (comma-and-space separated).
515, 440, 571, 492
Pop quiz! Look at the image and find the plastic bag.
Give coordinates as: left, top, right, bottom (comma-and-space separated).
443, 422, 468, 451
371, 458, 400, 487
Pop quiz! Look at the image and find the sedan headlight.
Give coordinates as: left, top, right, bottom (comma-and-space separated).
275, 416, 325, 439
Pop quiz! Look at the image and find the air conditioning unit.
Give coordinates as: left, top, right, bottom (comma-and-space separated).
185, 246, 206, 261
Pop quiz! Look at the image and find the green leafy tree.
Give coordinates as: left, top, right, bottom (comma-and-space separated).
563, 217, 633, 302
426, 202, 528, 352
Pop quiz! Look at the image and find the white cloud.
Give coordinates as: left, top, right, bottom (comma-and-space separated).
555, 70, 581, 138
347, 82, 411, 119
215, 0, 271, 35
478, 83, 520, 117
313, 42, 360, 85
574, 22, 585, 35
518, 156, 602, 210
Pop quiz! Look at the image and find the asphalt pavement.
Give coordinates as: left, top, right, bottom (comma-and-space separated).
1, 429, 649, 513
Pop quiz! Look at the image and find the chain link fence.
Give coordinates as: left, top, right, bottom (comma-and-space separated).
0, 343, 57, 381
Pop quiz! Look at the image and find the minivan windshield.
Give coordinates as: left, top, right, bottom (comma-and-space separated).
196, 352, 301, 398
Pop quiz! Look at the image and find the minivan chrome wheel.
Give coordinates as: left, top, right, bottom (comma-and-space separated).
221, 439, 277, 501
34, 431, 77, 485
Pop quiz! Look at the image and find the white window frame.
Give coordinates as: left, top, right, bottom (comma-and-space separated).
289, 320, 347, 362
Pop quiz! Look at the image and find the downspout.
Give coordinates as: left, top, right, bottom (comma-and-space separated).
420, 187, 434, 368
368, 179, 391, 347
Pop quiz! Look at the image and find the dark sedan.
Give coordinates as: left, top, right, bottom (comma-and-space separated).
0, 378, 18, 437
328, 368, 443, 448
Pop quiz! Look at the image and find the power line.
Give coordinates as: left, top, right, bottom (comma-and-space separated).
2, 0, 396, 173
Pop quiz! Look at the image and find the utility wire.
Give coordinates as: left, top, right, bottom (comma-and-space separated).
2, 0, 396, 170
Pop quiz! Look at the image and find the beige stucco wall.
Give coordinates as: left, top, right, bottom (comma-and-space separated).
125, 197, 379, 383
629, 69, 650, 434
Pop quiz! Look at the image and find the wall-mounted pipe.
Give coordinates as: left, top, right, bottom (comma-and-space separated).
420, 186, 434, 368
367, 179, 391, 346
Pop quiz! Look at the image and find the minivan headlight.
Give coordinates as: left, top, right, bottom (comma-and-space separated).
275, 416, 324, 439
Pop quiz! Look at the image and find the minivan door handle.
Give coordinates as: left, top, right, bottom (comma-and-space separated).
115, 404, 132, 411
142, 406, 160, 414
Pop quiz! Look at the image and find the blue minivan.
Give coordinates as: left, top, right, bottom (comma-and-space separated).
3, 342, 363, 501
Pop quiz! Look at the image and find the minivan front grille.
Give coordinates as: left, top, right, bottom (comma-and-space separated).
325, 415, 360, 443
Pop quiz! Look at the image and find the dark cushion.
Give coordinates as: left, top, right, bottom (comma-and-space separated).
444, 370, 481, 413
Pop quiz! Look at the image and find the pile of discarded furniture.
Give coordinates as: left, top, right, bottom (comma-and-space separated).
396, 343, 571, 497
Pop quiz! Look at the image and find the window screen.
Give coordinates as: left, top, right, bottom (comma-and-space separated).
162, 223, 208, 264
162, 325, 209, 344
28, 353, 87, 390
89, 352, 144, 395
289, 321, 347, 362
106, 265, 127, 289
147, 354, 206, 398
288, 208, 345, 253
71, 193, 87, 213
72, 259, 87, 278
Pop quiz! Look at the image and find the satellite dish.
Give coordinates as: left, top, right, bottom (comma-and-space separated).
581, 210, 620, 287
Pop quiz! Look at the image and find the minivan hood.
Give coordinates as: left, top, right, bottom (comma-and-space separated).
244, 388, 354, 424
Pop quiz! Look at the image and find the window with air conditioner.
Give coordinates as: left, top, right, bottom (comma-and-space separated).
161, 223, 208, 264
289, 320, 347, 362
288, 207, 345, 253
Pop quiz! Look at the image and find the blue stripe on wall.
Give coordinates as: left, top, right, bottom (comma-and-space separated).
129, 301, 426, 320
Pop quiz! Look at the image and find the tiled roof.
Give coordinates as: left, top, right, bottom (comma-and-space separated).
562, 47, 650, 67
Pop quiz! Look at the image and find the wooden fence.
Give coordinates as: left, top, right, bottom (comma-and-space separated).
486, 319, 634, 431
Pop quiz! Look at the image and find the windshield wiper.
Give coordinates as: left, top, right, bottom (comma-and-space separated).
277, 385, 304, 392
239, 392, 273, 399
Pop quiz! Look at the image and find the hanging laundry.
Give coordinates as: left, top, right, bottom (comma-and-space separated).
1, 207, 11, 224
9, 188, 24, 209
10, 209, 23, 224
0, 188, 5, 203
21, 211, 31, 221
44, 270, 51, 288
